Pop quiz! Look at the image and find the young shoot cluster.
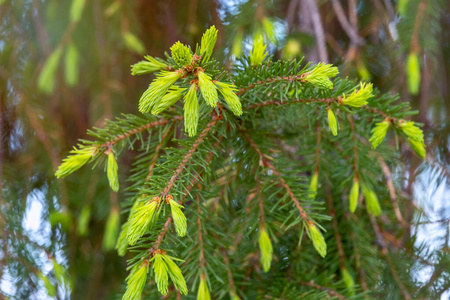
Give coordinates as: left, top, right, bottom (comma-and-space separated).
131, 26, 243, 137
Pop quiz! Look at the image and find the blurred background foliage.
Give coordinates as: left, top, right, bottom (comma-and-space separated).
0, 0, 449, 299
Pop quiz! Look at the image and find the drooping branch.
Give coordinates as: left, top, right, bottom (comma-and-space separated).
369, 215, 412, 300
377, 156, 404, 225
326, 187, 346, 270
236, 74, 307, 95
146, 129, 172, 180
242, 130, 308, 220
163, 114, 222, 195
149, 136, 223, 254
245, 98, 399, 123
98, 116, 183, 149
298, 281, 348, 300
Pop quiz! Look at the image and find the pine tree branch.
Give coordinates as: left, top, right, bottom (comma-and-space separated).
349, 230, 369, 293
314, 123, 321, 173
348, 115, 359, 179
97, 116, 183, 150
197, 184, 206, 269
146, 129, 172, 180
298, 281, 348, 300
377, 156, 405, 225
163, 114, 221, 195
326, 187, 346, 270
221, 248, 237, 297
257, 183, 266, 229
241, 130, 308, 220
245, 98, 399, 123
236, 74, 307, 95
149, 136, 223, 255
369, 215, 412, 300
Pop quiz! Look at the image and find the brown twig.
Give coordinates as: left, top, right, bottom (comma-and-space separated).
245, 98, 399, 123
242, 130, 308, 220
149, 136, 223, 254
98, 116, 183, 150
197, 184, 205, 268
377, 156, 405, 225
146, 129, 172, 180
299, 281, 348, 300
236, 75, 307, 95
326, 187, 346, 270
163, 114, 221, 195
369, 215, 412, 300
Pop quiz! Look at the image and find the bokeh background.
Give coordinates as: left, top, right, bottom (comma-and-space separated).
0, 0, 449, 299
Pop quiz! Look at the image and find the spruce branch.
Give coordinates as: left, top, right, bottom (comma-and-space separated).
97, 116, 183, 150
326, 188, 346, 270
298, 281, 349, 300
149, 137, 223, 255
221, 248, 237, 299
146, 129, 172, 181
163, 114, 221, 195
369, 215, 412, 300
241, 130, 308, 220
377, 156, 404, 225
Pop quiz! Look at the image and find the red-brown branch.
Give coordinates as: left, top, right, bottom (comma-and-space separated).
149, 137, 223, 254
257, 183, 265, 228
299, 281, 349, 300
377, 156, 405, 225
348, 115, 359, 176
326, 188, 346, 270
197, 184, 205, 268
369, 215, 412, 300
221, 248, 237, 297
98, 116, 183, 149
236, 74, 307, 95
314, 123, 321, 173
163, 114, 221, 195
245, 99, 399, 123
242, 130, 308, 220
146, 130, 172, 180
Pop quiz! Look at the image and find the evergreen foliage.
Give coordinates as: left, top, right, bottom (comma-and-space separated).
1, 0, 449, 299
55, 27, 430, 299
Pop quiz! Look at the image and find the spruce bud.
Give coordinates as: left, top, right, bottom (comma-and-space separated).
259, 227, 273, 272
197, 274, 211, 300
303, 63, 339, 90
107, 150, 119, 192
369, 119, 390, 149
342, 82, 373, 107
341, 267, 355, 296
309, 171, 319, 199
349, 176, 359, 213
126, 198, 159, 245
151, 86, 185, 115
123, 261, 149, 300
131, 55, 168, 76
307, 222, 327, 258
406, 52, 420, 95
198, 71, 219, 107
215, 81, 242, 116
250, 35, 268, 66
139, 70, 182, 113
55, 145, 95, 178
409, 138, 426, 158
171, 41, 193, 66
167, 196, 187, 237
363, 185, 381, 216
327, 108, 338, 136
184, 83, 199, 137
200, 26, 218, 63
151, 251, 188, 296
